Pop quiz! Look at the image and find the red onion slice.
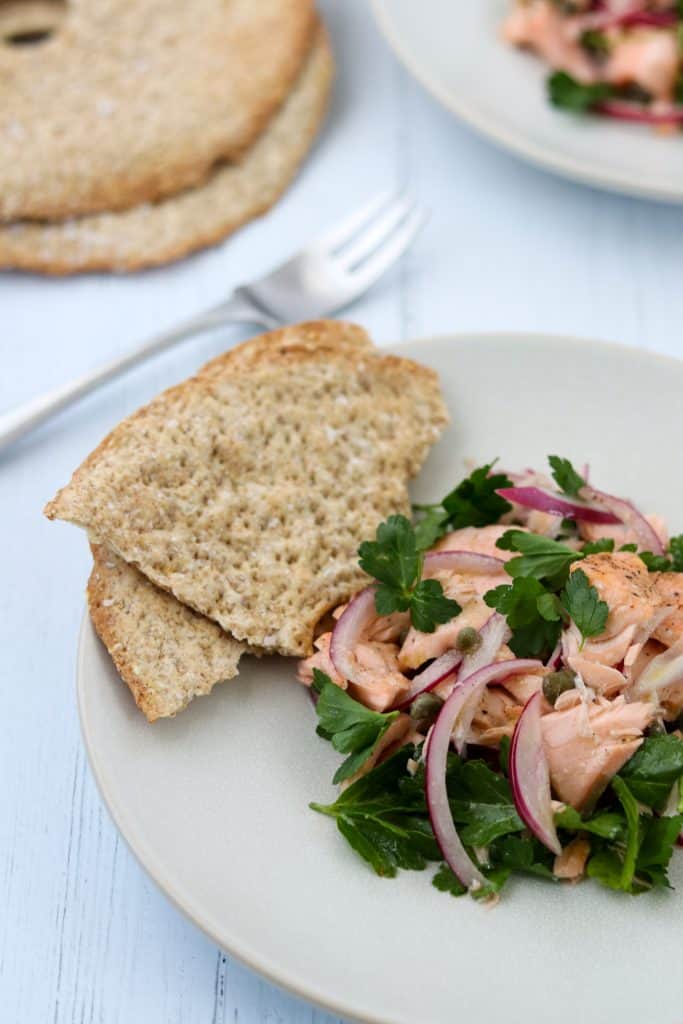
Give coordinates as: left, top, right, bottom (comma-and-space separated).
422, 550, 506, 576
395, 648, 463, 710
452, 613, 512, 754
580, 485, 665, 554
329, 586, 378, 682
596, 100, 683, 125
426, 658, 543, 889
629, 637, 683, 700
510, 692, 562, 856
496, 486, 619, 524
574, 3, 675, 30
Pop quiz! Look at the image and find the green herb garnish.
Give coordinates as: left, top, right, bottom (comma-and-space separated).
548, 455, 586, 497
312, 670, 400, 784
358, 514, 461, 632
548, 71, 614, 112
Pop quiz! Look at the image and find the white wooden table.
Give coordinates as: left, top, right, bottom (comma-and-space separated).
2, 1, 683, 1021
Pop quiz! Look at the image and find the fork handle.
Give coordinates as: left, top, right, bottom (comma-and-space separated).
0, 291, 272, 454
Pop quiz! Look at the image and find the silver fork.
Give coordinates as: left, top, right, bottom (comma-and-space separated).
0, 191, 427, 453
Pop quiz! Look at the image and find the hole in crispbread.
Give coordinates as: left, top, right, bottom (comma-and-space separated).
0, 0, 65, 45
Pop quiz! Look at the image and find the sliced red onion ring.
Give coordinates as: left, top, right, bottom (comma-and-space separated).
629, 637, 683, 701
574, 2, 673, 31
452, 613, 512, 754
422, 550, 506, 576
580, 485, 665, 554
329, 586, 378, 682
596, 100, 683, 125
396, 648, 463, 710
426, 658, 543, 889
496, 486, 619, 524
510, 692, 562, 856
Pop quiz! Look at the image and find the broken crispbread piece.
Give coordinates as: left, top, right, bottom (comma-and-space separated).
88, 544, 248, 721
47, 320, 449, 657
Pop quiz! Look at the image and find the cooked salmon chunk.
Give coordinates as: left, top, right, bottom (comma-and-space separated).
542, 696, 654, 811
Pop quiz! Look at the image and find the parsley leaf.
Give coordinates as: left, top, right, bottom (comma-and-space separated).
446, 756, 525, 846
358, 515, 419, 596
311, 748, 441, 876
487, 834, 555, 880
410, 579, 461, 633
611, 777, 641, 891
441, 462, 513, 530
548, 70, 613, 112
555, 806, 625, 842
619, 735, 683, 811
312, 670, 400, 784
581, 538, 614, 556
359, 515, 461, 631
432, 863, 467, 897
670, 535, 683, 572
560, 568, 609, 646
639, 551, 673, 573
497, 530, 582, 585
484, 577, 562, 659
412, 505, 449, 551
548, 455, 586, 497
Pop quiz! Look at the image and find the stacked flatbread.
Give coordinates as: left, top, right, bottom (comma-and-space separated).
0, 1, 332, 273
46, 321, 449, 721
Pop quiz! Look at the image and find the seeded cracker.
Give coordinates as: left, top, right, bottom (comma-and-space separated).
46, 322, 449, 657
0, 0, 315, 221
88, 545, 249, 721
0, 26, 332, 274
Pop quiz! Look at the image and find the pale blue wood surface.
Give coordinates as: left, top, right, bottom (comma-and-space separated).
2, 1, 683, 1021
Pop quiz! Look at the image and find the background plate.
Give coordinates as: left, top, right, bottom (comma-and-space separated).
79, 334, 683, 1024
372, 0, 683, 204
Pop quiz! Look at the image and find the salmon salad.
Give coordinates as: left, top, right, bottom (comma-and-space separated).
503, 1, 683, 127
300, 457, 683, 900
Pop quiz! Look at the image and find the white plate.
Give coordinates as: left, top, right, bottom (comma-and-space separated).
78, 334, 683, 1024
372, 0, 683, 203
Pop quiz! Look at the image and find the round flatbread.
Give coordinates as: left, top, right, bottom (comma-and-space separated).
0, 0, 315, 220
0, 26, 333, 273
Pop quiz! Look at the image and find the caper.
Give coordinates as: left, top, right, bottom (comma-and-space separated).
542, 669, 576, 707
456, 627, 482, 654
410, 692, 444, 727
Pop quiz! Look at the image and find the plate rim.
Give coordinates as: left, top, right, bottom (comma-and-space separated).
76, 330, 683, 1024
371, 0, 683, 205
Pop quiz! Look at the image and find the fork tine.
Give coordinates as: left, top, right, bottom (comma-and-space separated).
316, 190, 397, 251
336, 196, 417, 269
350, 208, 429, 290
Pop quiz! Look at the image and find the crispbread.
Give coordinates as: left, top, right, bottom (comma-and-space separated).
0, 0, 315, 221
88, 544, 248, 721
46, 321, 449, 657
0, 26, 333, 274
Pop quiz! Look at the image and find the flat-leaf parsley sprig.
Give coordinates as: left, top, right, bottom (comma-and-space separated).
485, 531, 609, 657
358, 514, 461, 633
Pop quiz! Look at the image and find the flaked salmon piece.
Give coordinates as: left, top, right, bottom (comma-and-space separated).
629, 636, 683, 720
297, 632, 346, 689
434, 523, 526, 560
606, 30, 680, 101
503, 0, 597, 82
501, 671, 546, 706
469, 686, 522, 747
576, 551, 662, 643
554, 837, 591, 882
298, 631, 409, 712
567, 654, 626, 697
348, 641, 409, 712
542, 696, 653, 811
579, 514, 668, 551
653, 572, 683, 647
398, 597, 491, 671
